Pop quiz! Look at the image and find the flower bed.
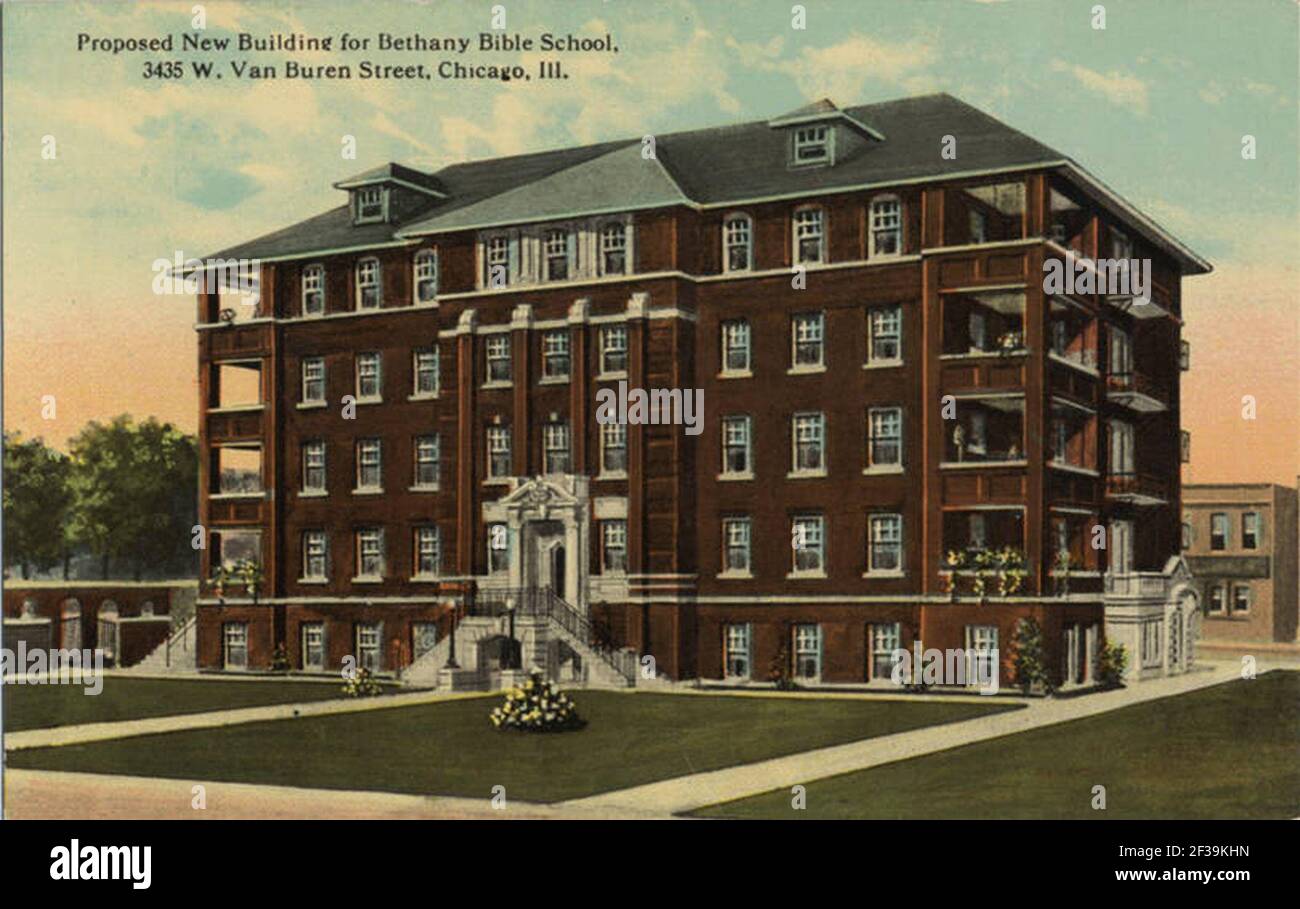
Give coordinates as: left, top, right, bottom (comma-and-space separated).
490, 671, 586, 732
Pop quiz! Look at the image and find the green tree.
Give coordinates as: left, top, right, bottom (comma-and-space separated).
68, 415, 198, 580
1010, 617, 1054, 695
2, 432, 74, 578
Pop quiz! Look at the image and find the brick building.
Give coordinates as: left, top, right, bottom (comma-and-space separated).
1183, 483, 1300, 645
191, 93, 1209, 687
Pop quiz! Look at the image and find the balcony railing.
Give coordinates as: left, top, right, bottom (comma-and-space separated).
1106, 370, 1168, 412
1105, 471, 1168, 504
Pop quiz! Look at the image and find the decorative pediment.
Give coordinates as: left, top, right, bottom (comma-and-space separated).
1162, 554, 1193, 583
500, 476, 582, 514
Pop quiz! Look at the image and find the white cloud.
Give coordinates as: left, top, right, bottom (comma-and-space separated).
1050, 60, 1149, 114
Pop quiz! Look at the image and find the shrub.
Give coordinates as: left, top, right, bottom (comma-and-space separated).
341, 666, 385, 698
1097, 642, 1129, 688
270, 642, 291, 673
1010, 617, 1054, 695
490, 671, 585, 732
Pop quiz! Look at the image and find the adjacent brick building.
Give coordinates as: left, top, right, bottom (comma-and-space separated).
191, 93, 1210, 687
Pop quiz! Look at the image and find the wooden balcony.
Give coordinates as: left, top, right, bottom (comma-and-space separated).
200, 322, 272, 359
1106, 370, 1168, 413
1105, 471, 1169, 506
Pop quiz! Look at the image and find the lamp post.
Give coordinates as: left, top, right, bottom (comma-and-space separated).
504, 596, 519, 670
445, 599, 459, 669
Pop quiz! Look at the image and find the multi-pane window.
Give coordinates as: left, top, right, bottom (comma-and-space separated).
223, 622, 248, 669
356, 352, 382, 400
543, 422, 570, 475
1242, 512, 1260, 550
870, 196, 902, 257
487, 426, 512, 479
793, 624, 822, 678
791, 514, 825, 573
723, 215, 752, 272
868, 306, 903, 363
601, 422, 627, 474
302, 265, 325, 315
485, 235, 511, 287
302, 440, 326, 492
602, 520, 627, 573
542, 330, 570, 380
792, 312, 825, 368
302, 530, 328, 580
600, 223, 627, 275
792, 412, 826, 473
721, 319, 751, 373
356, 258, 381, 309
354, 187, 385, 222
1209, 585, 1226, 613
487, 523, 509, 574
793, 208, 825, 264
301, 622, 325, 671
600, 325, 628, 374
356, 622, 381, 672
721, 416, 752, 476
301, 357, 325, 404
415, 526, 441, 577
414, 250, 438, 303
356, 439, 382, 491
867, 407, 902, 467
413, 347, 439, 396
356, 529, 384, 578
724, 623, 752, 679
870, 622, 901, 681
967, 625, 999, 679
1233, 585, 1251, 614
722, 517, 751, 574
793, 125, 829, 163
544, 228, 570, 281
868, 514, 903, 573
1210, 513, 1229, 550
414, 435, 439, 488
486, 335, 512, 383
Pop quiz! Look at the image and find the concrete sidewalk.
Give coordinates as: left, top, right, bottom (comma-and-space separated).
559, 663, 1238, 815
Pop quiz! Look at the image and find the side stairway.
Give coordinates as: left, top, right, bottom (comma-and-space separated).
130, 615, 198, 672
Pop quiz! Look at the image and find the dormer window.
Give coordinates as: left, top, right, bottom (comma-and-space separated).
414, 250, 438, 304
353, 186, 388, 224
356, 258, 382, 309
793, 125, 832, 165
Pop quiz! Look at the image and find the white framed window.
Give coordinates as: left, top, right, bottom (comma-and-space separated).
484, 235, 511, 288
356, 257, 382, 309
601, 422, 627, 474
868, 513, 903, 573
791, 311, 825, 368
544, 228, 570, 281
302, 264, 325, 315
542, 330, 570, 380
413, 435, 439, 489
302, 440, 326, 493
724, 623, 752, 679
1232, 585, 1251, 615
487, 426, 511, 479
486, 335, 512, 383
353, 186, 386, 223
721, 319, 751, 373
792, 125, 830, 164
487, 523, 509, 574
869, 196, 902, 258
355, 622, 382, 672
868, 305, 903, 364
1210, 512, 1229, 551
966, 625, 999, 680
721, 415, 752, 476
867, 407, 902, 468
301, 622, 325, 671
870, 622, 901, 681
793, 207, 825, 264
414, 250, 438, 303
792, 412, 825, 474
413, 347, 439, 396
1242, 512, 1260, 550
302, 530, 328, 580
355, 351, 382, 400
415, 526, 441, 577
723, 214, 752, 272
355, 438, 382, 491
602, 520, 627, 573
793, 624, 822, 678
600, 325, 628, 375
543, 422, 570, 475
600, 222, 628, 275
722, 516, 751, 574
301, 357, 325, 404
791, 514, 825, 574
222, 622, 248, 669
1209, 584, 1226, 614
355, 528, 385, 579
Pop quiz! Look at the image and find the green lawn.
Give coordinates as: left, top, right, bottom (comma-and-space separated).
693, 671, 1300, 820
6, 691, 1015, 803
3, 677, 358, 731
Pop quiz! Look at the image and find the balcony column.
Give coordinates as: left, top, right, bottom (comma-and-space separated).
455, 309, 477, 575
568, 299, 589, 473
511, 304, 532, 476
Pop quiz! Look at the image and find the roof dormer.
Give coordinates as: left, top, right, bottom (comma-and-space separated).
768, 98, 885, 169
333, 163, 447, 226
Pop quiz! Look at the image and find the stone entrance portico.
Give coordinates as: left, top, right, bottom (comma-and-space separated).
487, 475, 591, 614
